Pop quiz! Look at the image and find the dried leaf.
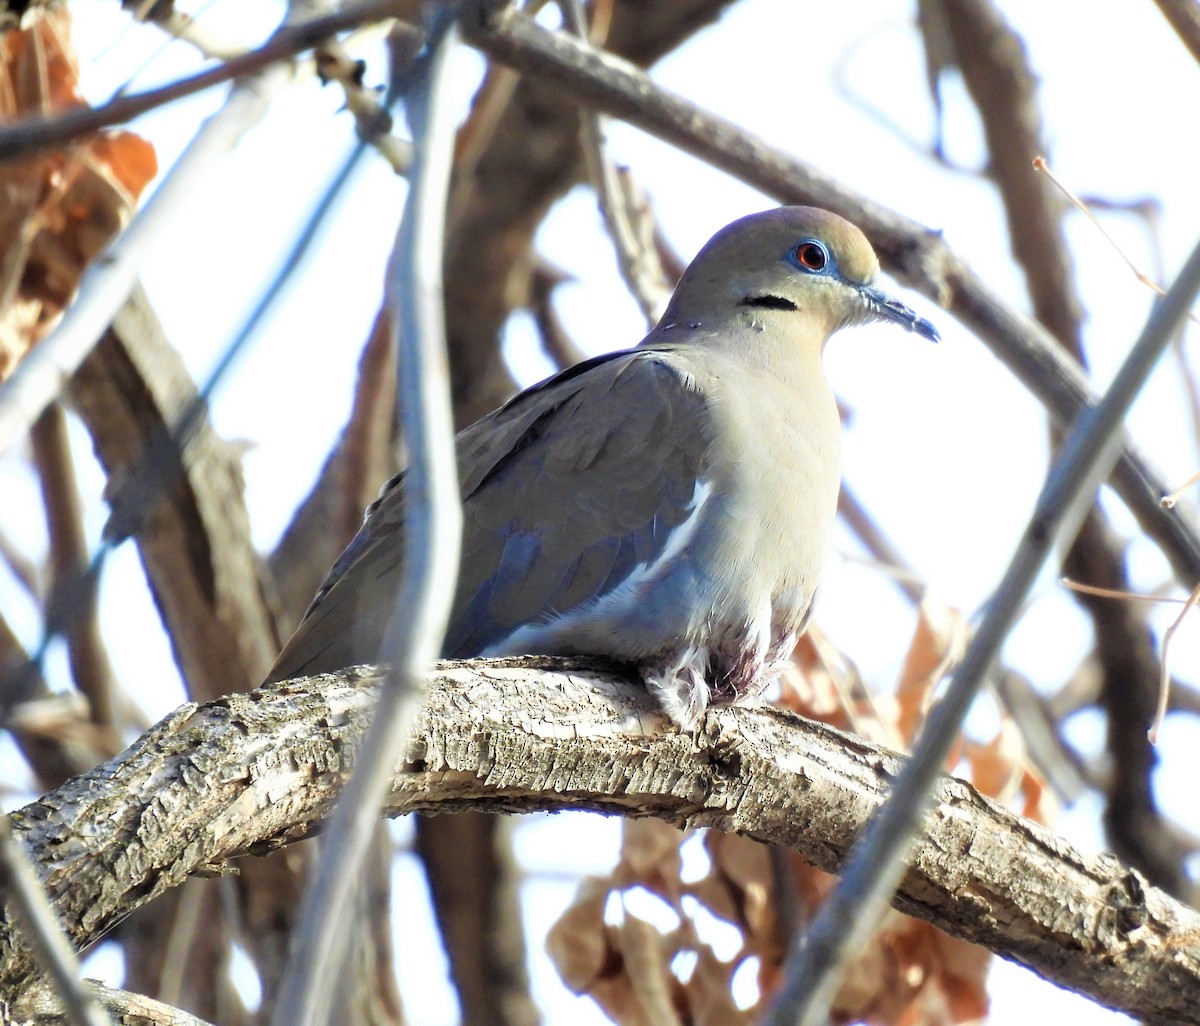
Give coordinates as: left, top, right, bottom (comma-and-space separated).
697, 832, 773, 941
830, 914, 990, 1026
780, 630, 845, 720
546, 876, 615, 995
547, 876, 688, 1026
552, 605, 994, 1025
965, 717, 1024, 802
616, 818, 685, 902
687, 946, 753, 1026
965, 718, 1057, 826
619, 913, 683, 1026
0, 8, 157, 379
1016, 761, 1055, 824
896, 599, 967, 744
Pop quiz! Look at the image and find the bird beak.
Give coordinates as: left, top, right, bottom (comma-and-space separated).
859, 284, 940, 343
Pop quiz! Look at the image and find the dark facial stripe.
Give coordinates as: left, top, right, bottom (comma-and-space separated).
741, 295, 798, 311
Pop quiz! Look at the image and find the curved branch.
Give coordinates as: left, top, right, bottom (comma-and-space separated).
2, 660, 1198, 1025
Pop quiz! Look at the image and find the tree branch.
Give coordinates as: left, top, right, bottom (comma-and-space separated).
16, 980, 216, 1026
2, 660, 1198, 1025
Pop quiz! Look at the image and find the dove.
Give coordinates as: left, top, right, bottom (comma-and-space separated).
268, 206, 939, 727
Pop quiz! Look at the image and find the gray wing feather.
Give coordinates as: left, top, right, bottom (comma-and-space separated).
266, 347, 710, 681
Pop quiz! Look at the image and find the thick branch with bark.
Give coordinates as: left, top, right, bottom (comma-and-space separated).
2, 661, 1198, 1025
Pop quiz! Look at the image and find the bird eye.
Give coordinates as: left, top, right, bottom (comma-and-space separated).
795, 241, 828, 271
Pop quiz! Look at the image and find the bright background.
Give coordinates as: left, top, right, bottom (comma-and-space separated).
3, 1, 1199, 1022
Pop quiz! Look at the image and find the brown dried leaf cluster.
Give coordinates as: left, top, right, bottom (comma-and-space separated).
550, 601, 1055, 1025
0, 9, 156, 379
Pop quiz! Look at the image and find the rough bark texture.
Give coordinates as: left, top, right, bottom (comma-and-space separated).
3, 661, 1199, 1026
14, 980, 218, 1025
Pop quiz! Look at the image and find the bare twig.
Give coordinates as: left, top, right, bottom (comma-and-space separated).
1035, 157, 1200, 324
29, 404, 117, 726
834, 16, 976, 174
528, 259, 588, 369
837, 482, 924, 605
765, 230, 1200, 1026
1163, 468, 1200, 509
315, 38, 414, 173
0, 522, 40, 599
1154, 579, 1200, 743
270, 17, 463, 1026
560, 0, 670, 324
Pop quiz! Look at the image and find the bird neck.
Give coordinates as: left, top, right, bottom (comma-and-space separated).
644, 312, 831, 391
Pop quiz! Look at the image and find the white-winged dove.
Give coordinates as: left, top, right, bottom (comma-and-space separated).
267, 206, 938, 726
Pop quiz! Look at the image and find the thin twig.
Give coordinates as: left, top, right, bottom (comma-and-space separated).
764, 229, 1200, 1026
1154, 579, 1200, 743
832, 17, 979, 176
0, 522, 40, 599
0, 816, 111, 1026
1034, 156, 1200, 324
561, 0, 670, 324
529, 259, 589, 368
1061, 576, 1184, 604
1060, 575, 1198, 742
269, 16, 463, 1026
1163, 468, 1200, 509
837, 482, 924, 605
0, 0, 410, 163
315, 36, 414, 173
29, 404, 117, 726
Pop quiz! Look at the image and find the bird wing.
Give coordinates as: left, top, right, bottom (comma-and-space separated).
266, 347, 712, 681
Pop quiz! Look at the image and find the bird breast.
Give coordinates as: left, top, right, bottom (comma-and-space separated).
673, 346, 841, 632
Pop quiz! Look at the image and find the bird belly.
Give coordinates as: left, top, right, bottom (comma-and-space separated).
479, 476, 818, 728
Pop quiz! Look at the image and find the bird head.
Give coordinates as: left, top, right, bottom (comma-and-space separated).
659, 206, 940, 345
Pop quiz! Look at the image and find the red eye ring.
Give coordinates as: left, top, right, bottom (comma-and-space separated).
795, 241, 828, 271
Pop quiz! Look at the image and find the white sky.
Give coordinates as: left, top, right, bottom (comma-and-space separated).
3, 0, 1198, 1022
